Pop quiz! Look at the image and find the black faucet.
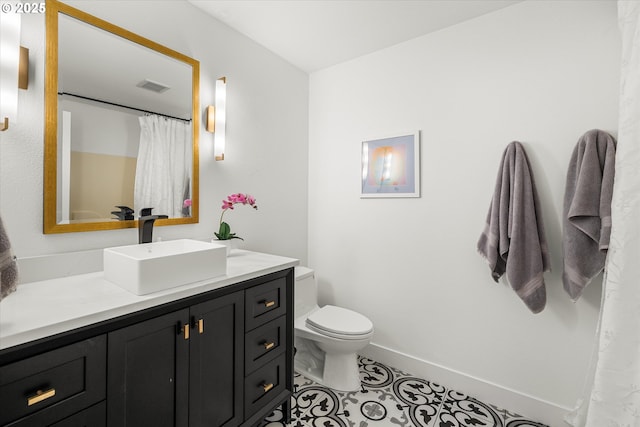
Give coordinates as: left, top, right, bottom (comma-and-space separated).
138, 208, 169, 244
111, 205, 135, 221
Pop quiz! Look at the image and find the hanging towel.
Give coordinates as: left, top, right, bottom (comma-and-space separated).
477, 141, 550, 314
562, 129, 616, 301
0, 215, 18, 301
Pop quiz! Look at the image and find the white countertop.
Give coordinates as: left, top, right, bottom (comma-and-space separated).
0, 250, 298, 351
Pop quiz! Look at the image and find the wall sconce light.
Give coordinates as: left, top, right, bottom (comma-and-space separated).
214, 77, 226, 160
0, 6, 28, 132
205, 77, 227, 161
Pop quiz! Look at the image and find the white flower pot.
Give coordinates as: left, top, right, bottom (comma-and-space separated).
211, 238, 239, 256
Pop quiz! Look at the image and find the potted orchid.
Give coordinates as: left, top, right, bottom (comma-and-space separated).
214, 193, 258, 240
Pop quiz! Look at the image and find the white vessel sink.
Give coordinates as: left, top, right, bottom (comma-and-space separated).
104, 239, 227, 295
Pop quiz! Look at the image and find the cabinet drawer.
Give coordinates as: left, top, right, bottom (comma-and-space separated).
0, 335, 106, 426
245, 277, 286, 330
245, 316, 286, 374
244, 355, 286, 418
49, 401, 106, 427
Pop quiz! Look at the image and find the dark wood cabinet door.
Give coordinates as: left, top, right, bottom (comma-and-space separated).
189, 291, 244, 427
107, 309, 190, 427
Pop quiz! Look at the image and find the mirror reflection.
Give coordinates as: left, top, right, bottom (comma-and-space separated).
44, 0, 200, 233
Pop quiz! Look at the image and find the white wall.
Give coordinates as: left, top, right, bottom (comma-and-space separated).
308, 1, 619, 424
0, 1, 309, 263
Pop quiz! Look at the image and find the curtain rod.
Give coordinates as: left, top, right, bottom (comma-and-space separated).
57, 92, 191, 123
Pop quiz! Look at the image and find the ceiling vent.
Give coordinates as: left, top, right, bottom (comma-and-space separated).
136, 79, 170, 93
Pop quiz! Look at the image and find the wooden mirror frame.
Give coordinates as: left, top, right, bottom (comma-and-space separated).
43, 0, 199, 234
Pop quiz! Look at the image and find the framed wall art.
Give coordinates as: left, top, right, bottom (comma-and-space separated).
361, 131, 420, 198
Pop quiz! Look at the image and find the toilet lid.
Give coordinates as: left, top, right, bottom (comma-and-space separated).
306, 305, 373, 336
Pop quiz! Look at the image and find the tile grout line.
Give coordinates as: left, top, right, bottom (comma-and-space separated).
433, 387, 449, 426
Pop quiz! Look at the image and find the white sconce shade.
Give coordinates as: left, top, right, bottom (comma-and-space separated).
0, 5, 21, 131
214, 77, 226, 161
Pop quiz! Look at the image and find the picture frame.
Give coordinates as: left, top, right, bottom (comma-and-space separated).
360, 131, 420, 198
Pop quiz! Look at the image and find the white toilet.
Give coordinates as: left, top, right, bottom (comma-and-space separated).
294, 266, 374, 391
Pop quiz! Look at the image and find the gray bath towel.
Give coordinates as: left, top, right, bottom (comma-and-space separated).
562, 129, 616, 301
477, 141, 550, 314
0, 215, 18, 301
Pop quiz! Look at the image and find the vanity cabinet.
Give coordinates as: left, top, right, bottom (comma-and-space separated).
107, 292, 243, 427
0, 267, 294, 427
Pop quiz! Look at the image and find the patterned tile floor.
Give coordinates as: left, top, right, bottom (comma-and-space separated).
261, 357, 548, 427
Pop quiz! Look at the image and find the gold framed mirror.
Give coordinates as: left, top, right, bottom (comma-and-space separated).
44, 0, 199, 233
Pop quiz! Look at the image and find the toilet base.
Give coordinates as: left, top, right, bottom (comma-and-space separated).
322, 352, 361, 392
294, 336, 363, 392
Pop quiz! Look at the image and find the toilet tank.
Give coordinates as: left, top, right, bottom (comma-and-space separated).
294, 266, 318, 317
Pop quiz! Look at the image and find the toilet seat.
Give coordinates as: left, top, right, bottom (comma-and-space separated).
305, 305, 373, 340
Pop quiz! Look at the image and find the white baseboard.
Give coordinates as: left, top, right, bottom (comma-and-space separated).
361, 342, 570, 427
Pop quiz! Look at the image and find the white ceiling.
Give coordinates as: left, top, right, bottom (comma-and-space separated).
188, 0, 524, 73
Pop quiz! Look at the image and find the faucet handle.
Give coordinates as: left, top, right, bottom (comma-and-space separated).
140, 207, 154, 217
112, 205, 134, 221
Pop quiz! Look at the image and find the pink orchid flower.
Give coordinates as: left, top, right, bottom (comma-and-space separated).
216, 193, 259, 241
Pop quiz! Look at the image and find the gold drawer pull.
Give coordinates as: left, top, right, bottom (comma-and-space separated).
184, 324, 190, 340
27, 388, 56, 406
264, 300, 276, 308
262, 383, 274, 393
198, 319, 204, 334
264, 342, 275, 350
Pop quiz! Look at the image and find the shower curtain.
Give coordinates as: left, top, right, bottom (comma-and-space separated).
566, 1, 640, 425
134, 115, 191, 218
